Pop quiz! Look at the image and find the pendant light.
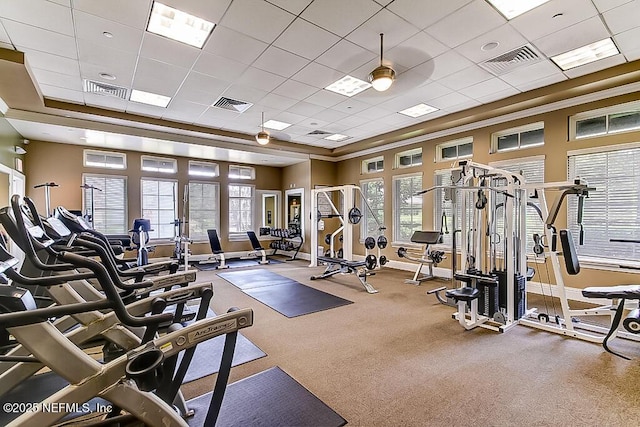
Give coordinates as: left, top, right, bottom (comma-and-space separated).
255, 111, 270, 145
369, 33, 395, 92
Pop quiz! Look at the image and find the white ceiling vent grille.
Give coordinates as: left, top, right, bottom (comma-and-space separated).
307, 130, 332, 136
480, 45, 542, 75
212, 96, 253, 113
83, 79, 128, 99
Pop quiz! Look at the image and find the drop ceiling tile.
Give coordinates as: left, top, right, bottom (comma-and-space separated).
438, 65, 494, 91
514, 73, 567, 92
272, 111, 308, 125
73, 10, 143, 54
425, 0, 506, 48
0, 0, 74, 36
444, 98, 481, 113
83, 92, 127, 113
204, 26, 268, 65
266, 0, 314, 15
303, 90, 345, 108
139, 33, 200, 68
314, 108, 345, 122
175, 72, 230, 105
77, 38, 137, 69
315, 39, 377, 74
0, 20, 11, 43
385, 31, 448, 69
411, 81, 453, 102
429, 91, 476, 110
272, 79, 318, 100
455, 24, 529, 64
301, 0, 381, 37
219, 0, 295, 44
510, 0, 599, 41
532, 16, 611, 57
286, 101, 325, 117
355, 105, 393, 121
346, 9, 420, 52
21, 48, 80, 76
1, 19, 77, 59
592, 0, 634, 12
334, 114, 371, 129
476, 87, 520, 104
603, 1, 640, 34
160, 0, 231, 24
236, 67, 287, 92
193, 52, 249, 82
255, 92, 299, 110
222, 84, 268, 104
49, 0, 71, 6
563, 53, 627, 78
161, 99, 209, 123
458, 77, 515, 100
195, 107, 240, 128
373, 0, 394, 6
79, 61, 135, 88
499, 60, 562, 87
71, 0, 152, 29
412, 50, 474, 82
126, 101, 169, 118
274, 18, 340, 60
132, 58, 189, 96
387, 0, 473, 31
39, 84, 84, 103
332, 98, 371, 114
615, 26, 640, 61
31, 68, 82, 91
253, 46, 309, 78
291, 62, 344, 89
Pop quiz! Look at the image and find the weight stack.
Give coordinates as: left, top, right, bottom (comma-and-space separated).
476, 278, 499, 317
495, 270, 526, 320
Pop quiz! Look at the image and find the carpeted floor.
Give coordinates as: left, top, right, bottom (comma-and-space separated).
183, 260, 640, 426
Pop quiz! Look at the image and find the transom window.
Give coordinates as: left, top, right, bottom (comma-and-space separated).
141, 178, 178, 239
393, 173, 422, 243
395, 148, 422, 169
570, 101, 640, 140
82, 174, 127, 234
491, 122, 544, 153
362, 156, 384, 174
83, 149, 126, 170
229, 165, 255, 180
436, 137, 473, 162
188, 160, 219, 178
141, 155, 177, 174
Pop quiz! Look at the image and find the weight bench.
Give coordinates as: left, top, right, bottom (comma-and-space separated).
246, 231, 269, 265
560, 229, 640, 359
197, 229, 228, 269
311, 256, 378, 294
400, 230, 444, 285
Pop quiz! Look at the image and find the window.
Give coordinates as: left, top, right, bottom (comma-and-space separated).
141, 155, 177, 173
361, 178, 384, 238
434, 169, 461, 246
83, 150, 126, 169
395, 148, 422, 169
393, 174, 422, 242
490, 156, 545, 254
188, 182, 219, 241
568, 144, 640, 262
82, 174, 127, 234
436, 137, 473, 162
491, 122, 544, 153
571, 101, 640, 140
228, 184, 254, 235
189, 160, 219, 178
141, 179, 178, 239
229, 165, 255, 180
362, 156, 384, 174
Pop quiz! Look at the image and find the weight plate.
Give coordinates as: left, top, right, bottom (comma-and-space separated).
364, 236, 376, 250
348, 207, 362, 224
324, 234, 331, 245
377, 235, 388, 249
379, 255, 387, 266
365, 254, 377, 270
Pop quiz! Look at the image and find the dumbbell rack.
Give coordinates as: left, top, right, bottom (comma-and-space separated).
268, 228, 303, 261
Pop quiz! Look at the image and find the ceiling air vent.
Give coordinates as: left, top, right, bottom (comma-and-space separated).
479, 45, 542, 75
307, 130, 332, 136
211, 96, 253, 113
83, 79, 128, 100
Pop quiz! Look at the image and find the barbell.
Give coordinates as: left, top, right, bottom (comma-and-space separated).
316, 207, 362, 224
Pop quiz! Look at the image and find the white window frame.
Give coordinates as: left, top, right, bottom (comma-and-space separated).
188, 160, 219, 178
141, 155, 177, 174
229, 165, 255, 180
140, 177, 178, 240
435, 137, 473, 162
360, 178, 385, 241
433, 168, 461, 248
82, 173, 128, 234
83, 149, 127, 170
570, 100, 640, 140
567, 142, 640, 266
188, 181, 220, 241
395, 148, 422, 169
228, 183, 255, 240
392, 172, 423, 244
491, 122, 544, 153
362, 156, 384, 174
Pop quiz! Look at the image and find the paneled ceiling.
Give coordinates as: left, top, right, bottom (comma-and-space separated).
0, 0, 639, 164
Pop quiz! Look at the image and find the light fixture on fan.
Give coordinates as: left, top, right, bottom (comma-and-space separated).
369, 33, 395, 92
255, 111, 270, 145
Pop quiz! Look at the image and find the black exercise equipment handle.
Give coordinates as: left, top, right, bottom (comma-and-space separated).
33, 182, 59, 188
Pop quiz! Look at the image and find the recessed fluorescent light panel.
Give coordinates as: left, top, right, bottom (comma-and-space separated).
130, 89, 171, 107
486, 0, 550, 20
147, 2, 215, 48
399, 103, 439, 118
551, 38, 619, 71
324, 134, 350, 142
263, 120, 292, 130
325, 75, 372, 97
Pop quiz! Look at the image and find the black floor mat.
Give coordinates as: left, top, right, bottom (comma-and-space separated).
186, 366, 347, 427
217, 270, 353, 318
192, 258, 282, 271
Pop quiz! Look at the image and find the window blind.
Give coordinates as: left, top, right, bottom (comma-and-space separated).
188, 182, 219, 241
83, 174, 127, 234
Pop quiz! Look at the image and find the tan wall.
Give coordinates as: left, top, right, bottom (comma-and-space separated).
0, 115, 25, 173
282, 160, 311, 253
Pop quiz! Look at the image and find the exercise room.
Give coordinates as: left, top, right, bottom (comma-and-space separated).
1, 1, 639, 426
